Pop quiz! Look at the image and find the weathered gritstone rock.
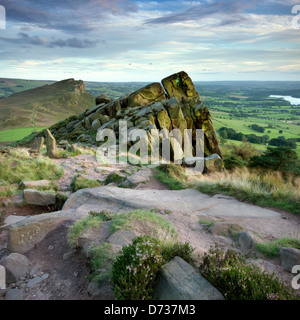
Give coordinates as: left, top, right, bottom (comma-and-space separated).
63, 187, 282, 219
7, 209, 84, 254
45, 129, 58, 158
23, 189, 56, 206
0, 253, 29, 283
30, 71, 224, 173
155, 256, 224, 300
31, 137, 44, 154
20, 180, 53, 190
280, 247, 300, 273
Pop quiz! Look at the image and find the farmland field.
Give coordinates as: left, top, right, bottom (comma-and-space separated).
0, 127, 46, 142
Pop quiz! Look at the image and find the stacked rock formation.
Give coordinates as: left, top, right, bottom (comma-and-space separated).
41, 71, 224, 172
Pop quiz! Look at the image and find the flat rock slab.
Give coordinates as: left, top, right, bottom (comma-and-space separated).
2, 216, 27, 230
7, 209, 85, 254
24, 189, 56, 206
21, 180, 52, 189
126, 168, 152, 185
26, 274, 49, 288
63, 187, 281, 219
155, 256, 224, 300
5, 288, 24, 300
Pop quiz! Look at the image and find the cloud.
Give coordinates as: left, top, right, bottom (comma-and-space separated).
49, 37, 99, 48
144, 0, 256, 26
2, 0, 138, 32
0, 33, 99, 48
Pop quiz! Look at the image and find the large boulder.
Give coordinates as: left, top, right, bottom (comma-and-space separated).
23, 189, 56, 206
162, 71, 200, 104
155, 256, 224, 300
0, 253, 29, 283
7, 209, 81, 253
127, 83, 166, 108
239, 232, 254, 254
96, 94, 112, 105
20, 180, 53, 190
280, 247, 300, 272
205, 154, 225, 173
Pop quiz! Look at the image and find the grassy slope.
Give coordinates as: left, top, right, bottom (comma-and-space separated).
0, 78, 55, 98
0, 78, 95, 132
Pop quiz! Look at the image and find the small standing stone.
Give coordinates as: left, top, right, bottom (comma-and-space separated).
239, 232, 254, 254
45, 129, 58, 158
31, 137, 44, 154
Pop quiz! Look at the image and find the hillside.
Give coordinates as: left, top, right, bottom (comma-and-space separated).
0, 79, 95, 132
0, 78, 55, 98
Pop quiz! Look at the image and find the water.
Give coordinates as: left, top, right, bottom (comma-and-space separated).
270, 95, 300, 105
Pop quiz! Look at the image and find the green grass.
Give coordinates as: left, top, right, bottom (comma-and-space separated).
0, 148, 64, 186
70, 175, 101, 192
110, 209, 178, 239
154, 164, 186, 190
154, 162, 300, 214
67, 214, 105, 249
88, 242, 117, 284
194, 170, 300, 214
198, 218, 216, 228
255, 238, 300, 258
104, 172, 126, 185
0, 127, 46, 142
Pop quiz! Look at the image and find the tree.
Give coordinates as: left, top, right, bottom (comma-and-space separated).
250, 146, 300, 174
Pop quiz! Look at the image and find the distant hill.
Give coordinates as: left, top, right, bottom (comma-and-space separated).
0, 79, 95, 130
0, 78, 55, 98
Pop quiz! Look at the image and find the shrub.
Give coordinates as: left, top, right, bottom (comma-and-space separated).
199, 245, 298, 300
250, 146, 300, 175
111, 236, 163, 300
223, 155, 248, 170
161, 241, 194, 264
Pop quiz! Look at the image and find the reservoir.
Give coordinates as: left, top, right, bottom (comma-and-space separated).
270, 95, 300, 105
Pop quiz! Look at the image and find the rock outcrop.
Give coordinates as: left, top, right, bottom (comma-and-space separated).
155, 256, 224, 300
29, 71, 224, 172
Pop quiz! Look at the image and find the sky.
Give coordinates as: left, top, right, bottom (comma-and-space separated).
0, 0, 299, 82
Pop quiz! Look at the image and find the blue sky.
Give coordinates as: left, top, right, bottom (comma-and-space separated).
0, 0, 299, 81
